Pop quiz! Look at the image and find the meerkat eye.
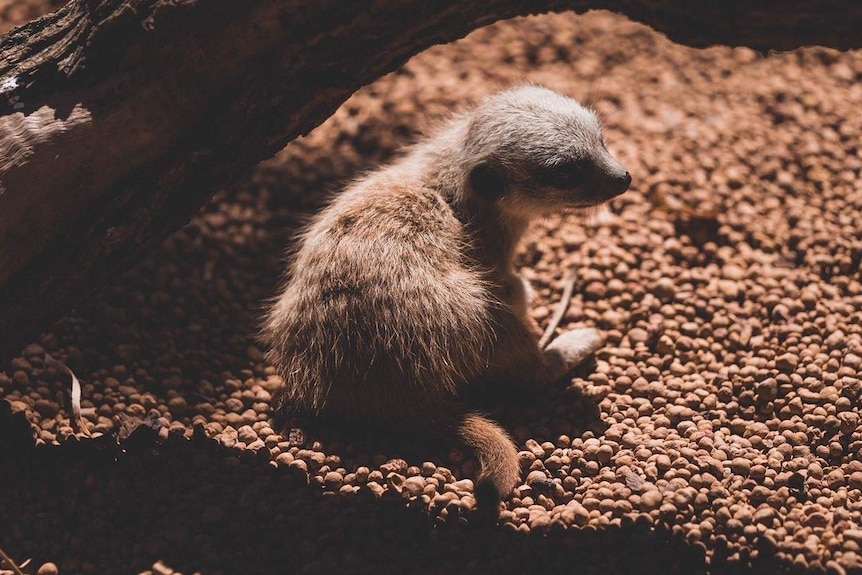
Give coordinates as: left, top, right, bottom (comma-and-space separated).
469, 161, 506, 200
538, 158, 592, 189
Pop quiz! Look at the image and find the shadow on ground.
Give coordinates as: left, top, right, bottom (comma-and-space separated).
0, 404, 788, 575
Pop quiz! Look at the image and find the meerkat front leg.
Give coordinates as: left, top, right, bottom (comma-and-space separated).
499, 272, 544, 337
542, 328, 605, 381
479, 304, 604, 393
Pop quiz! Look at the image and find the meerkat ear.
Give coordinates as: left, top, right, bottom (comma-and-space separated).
469, 160, 506, 200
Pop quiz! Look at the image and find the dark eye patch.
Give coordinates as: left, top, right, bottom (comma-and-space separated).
537, 158, 592, 189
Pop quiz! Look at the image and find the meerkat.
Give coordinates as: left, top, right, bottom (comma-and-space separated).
262, 86, 631, 508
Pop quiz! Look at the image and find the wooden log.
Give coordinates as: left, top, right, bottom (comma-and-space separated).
0, 0, 859, 363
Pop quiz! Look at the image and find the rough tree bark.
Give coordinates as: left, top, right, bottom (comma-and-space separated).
0, 0, 859, 363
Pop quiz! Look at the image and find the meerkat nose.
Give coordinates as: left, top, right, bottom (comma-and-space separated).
621, 171, 632, 188
612, 171, 632, 195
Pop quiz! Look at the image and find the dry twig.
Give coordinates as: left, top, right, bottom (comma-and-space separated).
44, 353, 91, 437
0, 544, 26, 575
539, 272, 578, 349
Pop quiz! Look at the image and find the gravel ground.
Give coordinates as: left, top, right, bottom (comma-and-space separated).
3, 8, 862, 575
0, 0, 63, 33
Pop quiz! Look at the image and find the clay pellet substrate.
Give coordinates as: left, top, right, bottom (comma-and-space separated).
2, 9, 862, 575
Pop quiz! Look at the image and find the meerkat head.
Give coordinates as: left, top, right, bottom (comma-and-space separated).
463, 86, 631, 216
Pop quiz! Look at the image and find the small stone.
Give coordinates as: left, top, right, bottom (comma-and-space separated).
717, 279, 740, 299
447, 478, 474, 495
840, 412, 859, 435
722, 265, 745, 281
324, 471, 343, 489
246, 438, 265, 451
237, 425, 257, 443
525, 439, 545, 458
653, 277, 675, 300
12, 370, 29, 386
730, 458, 751, 476
561, 501, 590, 526
354, 467, 370, 483
275, 452, 294, 466
403, 477, 425, 497
753, 507, 775, 525
526, 470, 548, 486
167, 396, 188, 416
655, 454, 672, 471
756, 378, 778, 402
387, 472, 405, 491
806, 512, 829, 528
656, 336, 674, 356
366, 481, 385, 498
584, 281, 607, 300
776, 353, 799, 373
628, 328, 649, 344
380, 458, 408, 474
825, 469, 845, 489
640, 490, 663, 510
845, 353, 862, 369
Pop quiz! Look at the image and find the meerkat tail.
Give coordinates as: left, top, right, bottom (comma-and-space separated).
458, 412, 520, 508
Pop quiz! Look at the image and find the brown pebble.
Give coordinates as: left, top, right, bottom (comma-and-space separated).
561, 501, 590, 526
167, 396, 188, 416
640, 490, 663, 510
628, 328, 649, 344
806, 512, 829, 528
525, 439, 545, 458
825, 469, 845, 489
653, 277, 675, 300
776, 353, 799, 372
324, 471, 343, 489
753, 507, 775, 526
730, 458, 751, 476
403, 476, 426, 497
366, 481, 385, 498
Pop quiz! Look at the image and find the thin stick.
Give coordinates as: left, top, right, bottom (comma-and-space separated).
539, 272, 578, 350
45, 353, 91, 437
0, 544, 27, 575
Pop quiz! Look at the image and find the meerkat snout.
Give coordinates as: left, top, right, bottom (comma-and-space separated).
595, 155, 631, 197
463, 86, 630, 214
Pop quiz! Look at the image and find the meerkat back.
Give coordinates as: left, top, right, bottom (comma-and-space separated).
262, 170, 494, 424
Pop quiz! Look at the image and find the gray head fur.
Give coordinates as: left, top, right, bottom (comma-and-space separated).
460, 86, 631, 216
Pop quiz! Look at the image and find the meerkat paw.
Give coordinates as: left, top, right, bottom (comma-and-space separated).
543, 328, 604, 379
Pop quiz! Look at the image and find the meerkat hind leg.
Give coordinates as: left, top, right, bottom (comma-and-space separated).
543, 328, 604, 381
